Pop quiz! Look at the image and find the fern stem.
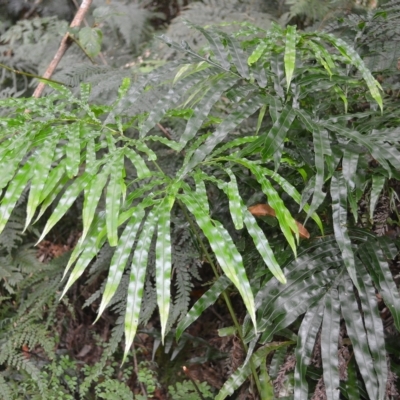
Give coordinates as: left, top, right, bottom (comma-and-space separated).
177, 200, 263, 396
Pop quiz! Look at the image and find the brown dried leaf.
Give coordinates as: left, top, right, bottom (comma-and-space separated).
248, 203, 276, 217
248, 203, 310, 239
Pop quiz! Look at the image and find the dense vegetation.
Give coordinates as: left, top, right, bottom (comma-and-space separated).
1, 0, 400, 399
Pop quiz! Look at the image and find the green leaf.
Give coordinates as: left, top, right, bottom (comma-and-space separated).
355, 260, 387, 400
318, 33, 383, 112
155, 195, 174, 340
123, 209, 157, 363
96, 209, 145, 321
339, 275, 379, 400
0, 157, 35, 234
176, 275, 231, 341
81, 164, 110, 244
225, 169, 243, 230
321, 289, 340, 400
35, 173, 70, 223
294, 302, 324, 400
187, 24, 230, 70
85, 137, 97, 174
179, 188, 256, 331
359, 243, 400, 331
270, 53, 285, 100
216, 342, 292, 400
61, 214, 107, 294
257, 269, 335, 343
140, 71, 207, 138
342, 148, 359, 191
193, 171, 209, 214
25, 133, 59, 228
248, 39, 270, 66
101, 216, 144, 321
79, 27, 103, 58
345, 356, 361, 400
0, 134, 33, 192
306, 39, 334, 77
179, 74, 239, 149
221, 33, 250, 78
145, 135, 181, 152
269, 347, 288, 380
183, 91, 265, 175
258, 164, 323, 233
38, 160, 67, 204
323, 122, 400, 174
65, 122, 82, 178
210, 136, 259, 158
106, 153, 124, 246
284, 25, 297, 92
124, 148, 151, 179
243, 208, 285, 284
370, 175, 385, 220
296, 110, 331, 218
237, 159, 298, 254
262, 104, 296, 161
38, 171, 96, 243
331, 172, 359, 290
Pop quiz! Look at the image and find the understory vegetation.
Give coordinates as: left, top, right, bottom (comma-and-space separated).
1, 0, 400, 399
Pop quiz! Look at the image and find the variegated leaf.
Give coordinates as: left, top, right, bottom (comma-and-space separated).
0, 157, 35, 233
179, 188, 257, 331
284, 25, 297, 92
38, 171, 96, 243
81, 163, 110, 243
25, 133, 60, 229
176, 275, 231, 341
96, 209, 145, 320
123, 209, 157, 363
106, 153, 124, 246
65, 122, 82, 178
155, 195, 174, 340
331, 172, 359, 290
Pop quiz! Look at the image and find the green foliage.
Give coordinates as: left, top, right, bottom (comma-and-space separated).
168, 379, 214, 400
0, 16, 69, 98
136, 361, 158, 398
1, 2, 400, 398
0, 250, 72, 397
9, 354, 134, 399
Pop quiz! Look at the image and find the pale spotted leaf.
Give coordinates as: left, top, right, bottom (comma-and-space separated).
38, 171, 96, 243
60, 214, 107, 295
96, 209, 145, 321
179, 188, 257, 331
25, 133, 59, 229
65, 122, 82, 178
81, 163, 111, 244
0, 157, 35, 234
284, 25, 297, 92
106, 153, 124, 246
123, 209, 157, 363
243, 207, 286, 284
225, 168, 243, 230
155, 196, 174, 340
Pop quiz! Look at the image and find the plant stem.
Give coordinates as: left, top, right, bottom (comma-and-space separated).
33, 0, 93, 98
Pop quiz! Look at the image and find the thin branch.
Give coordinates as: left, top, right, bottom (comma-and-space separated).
156, 123, 173, 140
32, 0, 93, 98
0, 63, 68, 86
